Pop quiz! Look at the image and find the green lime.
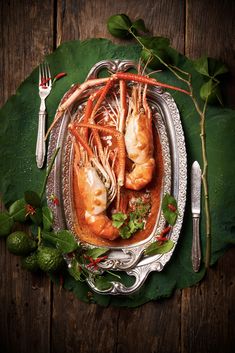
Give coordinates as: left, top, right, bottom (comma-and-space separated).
6, 231, 37, 255
37, 246, 64, 272
21, 252, 39, 272
140, 48, 169, 69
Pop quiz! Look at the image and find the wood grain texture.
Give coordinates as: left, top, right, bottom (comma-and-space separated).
57, 0, 185, 52
181, 248, 235, 353
186, 0, 235, 108
0, 1, 54, 352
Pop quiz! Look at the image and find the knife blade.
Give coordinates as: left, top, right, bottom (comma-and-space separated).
191, 161, 202, 272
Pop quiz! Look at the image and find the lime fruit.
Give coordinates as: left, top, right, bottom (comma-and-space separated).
6, 231, 37, 255
37, 246, 64, 272
21, 252, 39, 272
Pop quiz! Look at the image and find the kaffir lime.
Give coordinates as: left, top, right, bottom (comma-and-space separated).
21, 252, 39, 272
37, 247, 64, 272
6, 231, 37, 255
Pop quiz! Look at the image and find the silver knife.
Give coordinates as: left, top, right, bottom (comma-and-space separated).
191, 161, 202, 272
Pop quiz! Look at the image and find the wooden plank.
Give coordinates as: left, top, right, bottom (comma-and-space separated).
52, 1, 184, 353
181, 0, 235, 352
181, 249, 235, 353
0, 1, 54, 352
116, 292, 181, 353
185, 0, 235, 108
57, 0, 185, 52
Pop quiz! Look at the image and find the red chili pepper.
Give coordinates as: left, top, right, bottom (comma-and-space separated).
156, 226, 171, 243
86, 255, 108, 270
40, 77, 51, 86
54, 72, 67, 80
25, 204, 36, 217
52, 72, 67, 85
50, 194, 60, 206
168, 203, 177, 212
161, 226, 172, 235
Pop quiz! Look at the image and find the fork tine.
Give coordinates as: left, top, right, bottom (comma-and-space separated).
39, 64, 42, 84
44, 62, 51, 86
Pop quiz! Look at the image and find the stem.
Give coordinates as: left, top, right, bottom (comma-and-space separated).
200, 99, 211, 268
38, 226, 41, 245
128, 27, 212, 268
40, 147, 60, 199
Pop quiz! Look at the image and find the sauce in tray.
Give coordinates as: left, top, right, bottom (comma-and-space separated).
72, 128, 164, 247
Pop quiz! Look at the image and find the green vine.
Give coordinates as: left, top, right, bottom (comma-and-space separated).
107, 13, 228, 268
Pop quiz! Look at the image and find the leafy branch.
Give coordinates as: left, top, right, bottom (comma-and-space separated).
107, 14, 228, 268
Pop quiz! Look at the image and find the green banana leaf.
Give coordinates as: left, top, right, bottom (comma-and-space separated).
0, 39, 235, 307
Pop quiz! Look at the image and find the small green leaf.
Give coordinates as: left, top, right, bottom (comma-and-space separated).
24, 190, 41, 208
119, 225, 132, 239
42, 206, 53, 231
145, 239, 174, 256
162, 194, 178, 226
138, 36, 170, 50
107, 14, 132, 38
9, 198, 26, 222
94, 276, 112, 291
42, 230, 78, 254
68, 258, 82, 281
193, 57, 210, 76
85, 247, 109, 259
0, 212, 14, 237
132, 19, 148, 33
200, 79, 222, 104
112, 212, 127, 228
208, 57, 228, 77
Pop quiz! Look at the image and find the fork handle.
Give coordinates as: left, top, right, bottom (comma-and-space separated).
36, 110, 46, 168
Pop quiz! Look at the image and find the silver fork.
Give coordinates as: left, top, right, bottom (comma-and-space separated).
36, 62, 52, 168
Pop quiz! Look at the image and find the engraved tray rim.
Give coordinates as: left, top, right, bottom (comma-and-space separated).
46, 59, 187, 296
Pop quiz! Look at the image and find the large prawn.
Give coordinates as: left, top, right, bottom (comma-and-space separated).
68, 122, 125, 241
48, 70, 190, 241
124, 84, 155, 190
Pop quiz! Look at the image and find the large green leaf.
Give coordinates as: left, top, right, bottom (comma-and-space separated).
0, 39, 234, 307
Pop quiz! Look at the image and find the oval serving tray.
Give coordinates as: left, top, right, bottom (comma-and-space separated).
46, 60, 187, 295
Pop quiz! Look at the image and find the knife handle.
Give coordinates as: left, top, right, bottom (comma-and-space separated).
192, 216, 201, 272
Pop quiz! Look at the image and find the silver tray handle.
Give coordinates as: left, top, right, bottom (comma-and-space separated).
86, 262, 163, 295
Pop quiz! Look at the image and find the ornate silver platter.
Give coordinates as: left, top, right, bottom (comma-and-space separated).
46, 60, 187, 295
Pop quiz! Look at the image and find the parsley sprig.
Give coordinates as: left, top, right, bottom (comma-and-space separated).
112, 198, 151, 239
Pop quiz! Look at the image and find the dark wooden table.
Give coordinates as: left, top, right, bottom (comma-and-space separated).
1, 1, 235, 352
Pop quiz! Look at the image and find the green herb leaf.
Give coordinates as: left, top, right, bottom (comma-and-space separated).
193, 57, 210, 77
107, 14, 132, 38
42, 206, 53, 231
145, 239, 174, 256
162, 193, 178, 226
132, 19, 148, 33
24, 190, 41, 208
138, 36, 170, 50
94, 276, 112, 291
68, 258, 82, 281
42, 230, 78, 254
9, 198, 26, 222
0, 211, 14, 237
200, 79, 222, 104
119, 225, 132, 239
207, 57, 228, 77
112, 212, 127, 228
85, 247, 109, 259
